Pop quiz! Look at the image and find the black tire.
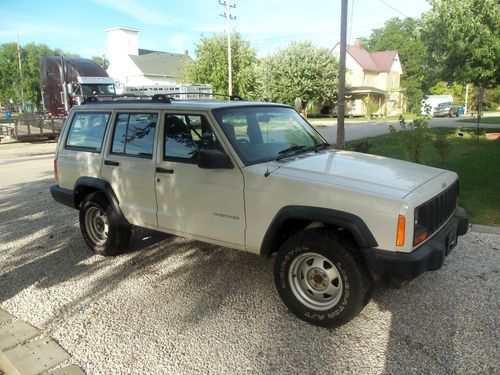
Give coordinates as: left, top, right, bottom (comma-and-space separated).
274, 228, 372, 328
79, 192, 131, 256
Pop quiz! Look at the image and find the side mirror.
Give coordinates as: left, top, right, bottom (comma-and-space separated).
197, 149, 233, 169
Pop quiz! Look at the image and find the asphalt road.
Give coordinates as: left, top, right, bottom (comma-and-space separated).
0, 140, 499, 374
314, 117, 500, 144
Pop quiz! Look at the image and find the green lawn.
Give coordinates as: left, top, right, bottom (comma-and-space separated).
457, 116, 500, 125
347, 128, 500, 226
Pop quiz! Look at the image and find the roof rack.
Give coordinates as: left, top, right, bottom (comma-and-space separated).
160, 92, 244, 101
82, 94, 173, 105
81, 92, 244, 105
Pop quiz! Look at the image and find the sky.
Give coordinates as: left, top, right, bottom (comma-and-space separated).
0, 0, 431, 58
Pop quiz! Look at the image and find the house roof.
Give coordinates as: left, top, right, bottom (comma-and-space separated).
129, 51, 192, 78
343, 44, 398, 73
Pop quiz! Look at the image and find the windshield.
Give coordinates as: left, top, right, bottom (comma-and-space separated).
81, 84, 115, 95
437, 102, 452, 108
213, 106, 327, 165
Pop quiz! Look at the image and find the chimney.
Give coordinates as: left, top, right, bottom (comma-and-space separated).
354, 39, 362, 48
184, 50, 189, 56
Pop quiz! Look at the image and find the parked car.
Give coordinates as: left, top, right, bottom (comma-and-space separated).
433, 102, 461, 117
50, 95, 469, 328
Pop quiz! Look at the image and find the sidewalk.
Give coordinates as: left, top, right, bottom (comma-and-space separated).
0, 308, 84, 375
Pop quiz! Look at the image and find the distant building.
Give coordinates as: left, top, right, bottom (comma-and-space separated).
332, 40, 406, 116
105, 27, 192, 93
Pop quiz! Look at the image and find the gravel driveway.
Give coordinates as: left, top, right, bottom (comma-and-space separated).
0, 144, 499, 374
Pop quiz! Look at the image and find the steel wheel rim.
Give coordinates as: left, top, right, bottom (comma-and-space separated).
289, 252, 343, 311
85, 206, 109, 245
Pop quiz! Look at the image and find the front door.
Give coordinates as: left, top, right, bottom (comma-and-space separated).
155, 112, 245, 247
101, 111, 159, 227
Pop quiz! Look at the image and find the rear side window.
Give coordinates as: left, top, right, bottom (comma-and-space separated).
111, 113, 158, 159
66, 112, 110, 152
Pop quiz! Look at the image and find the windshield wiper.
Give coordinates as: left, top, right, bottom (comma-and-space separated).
313, 142, 332, 152
276, 145, 307, 161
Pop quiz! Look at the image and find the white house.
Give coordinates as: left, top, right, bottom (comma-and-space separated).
105, 27, 192, 93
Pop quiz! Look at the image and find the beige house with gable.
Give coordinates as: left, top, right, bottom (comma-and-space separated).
332, 40, 406, 116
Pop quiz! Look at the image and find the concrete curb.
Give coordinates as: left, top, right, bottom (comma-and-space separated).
0, 308, 84, 375
470, 224, 500, 235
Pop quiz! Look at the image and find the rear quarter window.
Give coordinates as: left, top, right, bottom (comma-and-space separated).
65, 112, 111, 152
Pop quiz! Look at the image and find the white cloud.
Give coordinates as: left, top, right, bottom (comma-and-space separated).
91, 0, 171, 26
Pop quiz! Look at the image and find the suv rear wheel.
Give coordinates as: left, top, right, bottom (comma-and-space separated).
274, 228, 371, 327
79, 192, 131, 256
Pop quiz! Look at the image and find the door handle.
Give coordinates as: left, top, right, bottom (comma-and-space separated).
156, 167, 174, 174
104, 160, 119, 166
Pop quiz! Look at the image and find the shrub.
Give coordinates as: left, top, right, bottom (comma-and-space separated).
389, 116, 430, 163
349, 140, 371, 153
432, 133, 452, 163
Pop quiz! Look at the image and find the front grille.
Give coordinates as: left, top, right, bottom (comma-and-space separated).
414, 180, 459, 240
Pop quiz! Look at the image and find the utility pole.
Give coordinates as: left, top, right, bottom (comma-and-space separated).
464, 83, 469, 115
16, 34, 26, 112
219, 0, 236, 96
337, 0, 348, 149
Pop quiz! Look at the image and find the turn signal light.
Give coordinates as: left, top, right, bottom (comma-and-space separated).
396, 214, 405, 246
413, 231, 428, 247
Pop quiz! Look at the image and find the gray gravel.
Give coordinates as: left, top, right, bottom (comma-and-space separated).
0, 145, 499, 374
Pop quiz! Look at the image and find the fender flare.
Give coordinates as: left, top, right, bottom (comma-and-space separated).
260, 205, 378, 257
74, 176, 129, 226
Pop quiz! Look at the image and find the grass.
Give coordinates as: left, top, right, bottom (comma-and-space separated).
347, 127, 500, 226
457, 116, 500, 125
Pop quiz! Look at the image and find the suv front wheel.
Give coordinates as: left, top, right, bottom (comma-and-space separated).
79, 192, 131, 256
274, 229, 371, 327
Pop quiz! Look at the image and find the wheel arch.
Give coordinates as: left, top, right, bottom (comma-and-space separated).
74, 176, 129, 226
260, 206, 378, 257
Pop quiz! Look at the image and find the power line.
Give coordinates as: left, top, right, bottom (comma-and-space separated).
377, 0, 409, 18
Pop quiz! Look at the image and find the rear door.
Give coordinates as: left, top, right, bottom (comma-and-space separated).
101, 111, 159, 227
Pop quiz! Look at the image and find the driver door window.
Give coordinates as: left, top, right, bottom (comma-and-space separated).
164, 114, 221, 163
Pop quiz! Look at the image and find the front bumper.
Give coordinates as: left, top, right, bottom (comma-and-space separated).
362, 207, 469, 287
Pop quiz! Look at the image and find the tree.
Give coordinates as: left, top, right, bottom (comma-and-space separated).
182, 33, 258, 98
257, 41, 339, 107
362, 18, 430, 112
421, 0, 500, 87
92, 56, 109, 70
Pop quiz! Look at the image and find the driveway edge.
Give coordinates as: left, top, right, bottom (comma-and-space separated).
0, 308, 85, 375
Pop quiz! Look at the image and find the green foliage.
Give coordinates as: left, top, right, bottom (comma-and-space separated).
429, 81, 467, 105
182, 33, 258, 98
362, 18, 429, 112
257, 41, 339, 107
0, 42, 76, 111
421, 0, 500, 87
389, 116, 430, 163
432, 132, 452, 163
92, 56, 109, 70
362, 96, 379, 118
349, 140, 371, 153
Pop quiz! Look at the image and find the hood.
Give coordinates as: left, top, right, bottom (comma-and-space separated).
273, 150, 445, 199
